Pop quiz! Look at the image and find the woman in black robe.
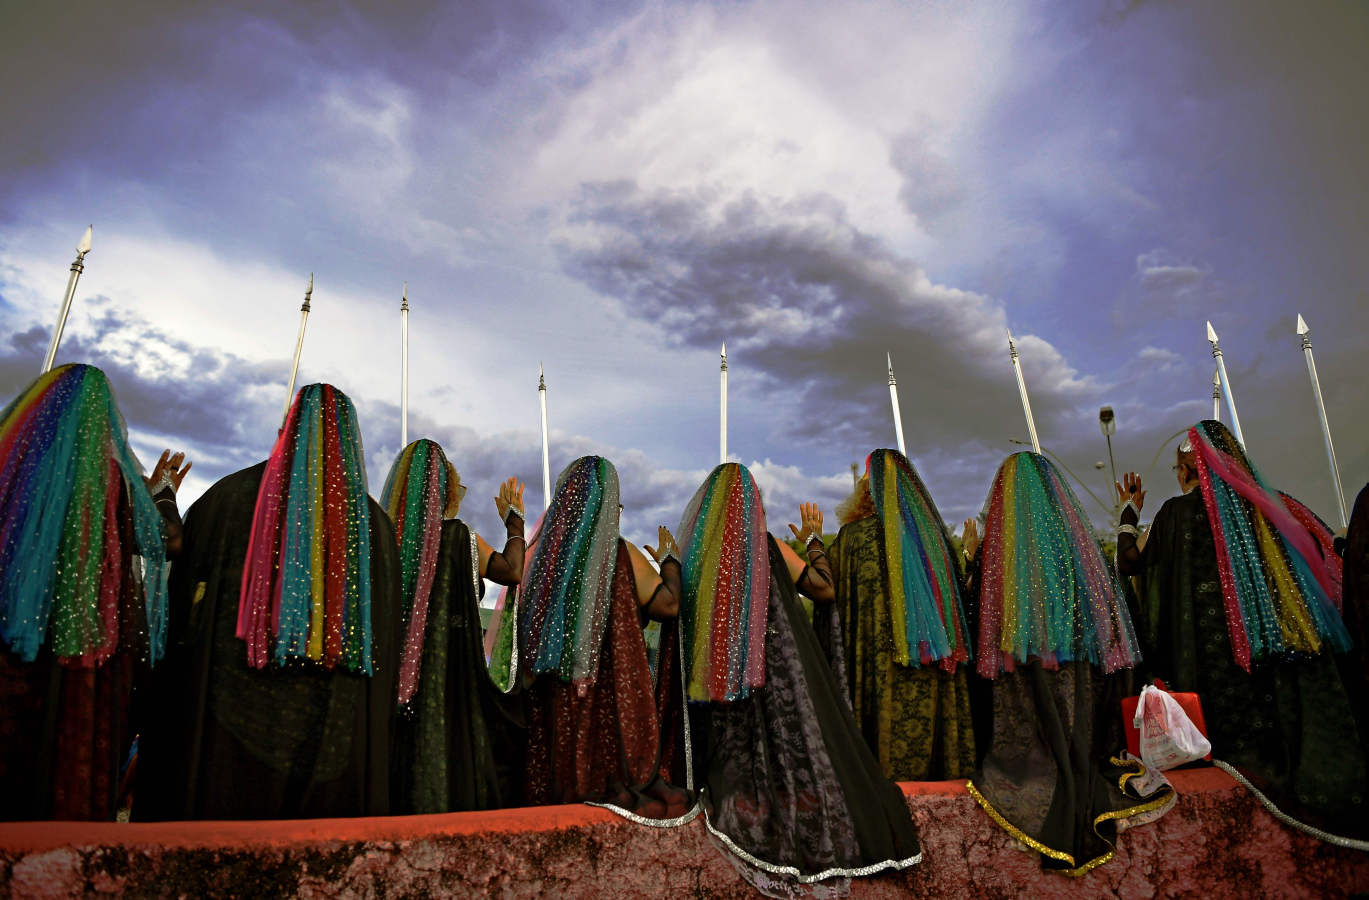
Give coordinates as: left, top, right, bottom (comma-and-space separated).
135, 384, 399, 820
673, 463, 921, 898
1117, 422, 1368, 845
381, 439, 527, 814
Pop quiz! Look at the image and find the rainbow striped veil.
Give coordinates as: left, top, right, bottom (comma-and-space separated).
1188, 420, 1348, 669
0, 364, 169, 665
518, 456, 620, 684
676, 462, 770, 702
381, 439, 453, 706
976, 451, 1138, 679
867, 449, 970, 671
237, 384, 374, 674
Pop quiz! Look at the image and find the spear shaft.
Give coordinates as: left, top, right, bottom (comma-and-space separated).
720, 343, 728, 464
538, 364, 551, 512
1297, 315, 1348, 529
1206, 321, 1245, 447
40, 226, 93, 374
887, 353, 906, 457
1007, 330, 1041, 454
282, 274, 313, 425
1212, 370, 1221, 423
400, 284, 409, 448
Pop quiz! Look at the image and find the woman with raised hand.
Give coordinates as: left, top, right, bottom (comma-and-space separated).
381, 439, 527, 813
826, 449, 975, 782
1116, 420, 1368, 846
673, 462, 920, 899
512, 455, 690, 819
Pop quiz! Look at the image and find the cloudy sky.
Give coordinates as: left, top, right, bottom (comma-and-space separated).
2, 0, 1366, 545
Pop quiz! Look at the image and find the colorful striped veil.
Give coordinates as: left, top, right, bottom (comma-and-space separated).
0, 364, 169, 666
237, 383, 374, 673
517, 455, 621, 684
867, 449, 971, 671
676, 462, 770, 702
381, 439, 454, 706
976, 451, 1139, 678
1188, 420, 1348, 669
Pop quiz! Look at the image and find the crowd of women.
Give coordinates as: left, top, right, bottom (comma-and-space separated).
1, 363, 1365, 897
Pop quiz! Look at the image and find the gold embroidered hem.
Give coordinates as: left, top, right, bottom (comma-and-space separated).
966, 777, 1175, 877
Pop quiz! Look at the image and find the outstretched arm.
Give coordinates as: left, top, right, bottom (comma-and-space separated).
479, 477, 526, 585
637, 526, 683, 621
1114, 472, 1147, 576
782, 502, 834, 603
146, 449, 192, 558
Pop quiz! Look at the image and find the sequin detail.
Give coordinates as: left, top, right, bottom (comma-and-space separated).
676, 463, 769, 702
0, 364, 169, 666
237, 384, 373, 674
381, 439, 450, 705
1189, 421, 1348, 670
976, 452, 1139, 678
867, 449, 971, 670
1211, 759, 1369, 851
518, 456, 620, 684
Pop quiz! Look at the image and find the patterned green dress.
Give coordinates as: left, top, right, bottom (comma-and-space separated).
828, 516, 975, 781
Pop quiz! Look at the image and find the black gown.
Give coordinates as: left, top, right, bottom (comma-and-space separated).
686, 537, 921, 897
1121, 488, 1369, 843
391, 518, 525, 814
134, 462, 400, 820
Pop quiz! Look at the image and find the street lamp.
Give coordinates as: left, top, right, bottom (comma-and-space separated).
1098, 406, 1118, 493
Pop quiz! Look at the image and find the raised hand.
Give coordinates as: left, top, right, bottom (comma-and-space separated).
962, 518, 980, 560
495, 477, 525, 521
644, 525, 681, 564
147, 449, 192, 494
787, 502, 824, 545
1115, 472, 1145, 511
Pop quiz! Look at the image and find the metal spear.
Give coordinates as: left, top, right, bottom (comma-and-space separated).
1007, 329, 1041, 453
400, 283, 409, 448
1212, 369, 1221, 423
282, 274, 313, 425
1206, 321, 1245, 447
538, 363, 551, 512
1296, 314, 1348, 529
887, 352, 907, 457
40, 226, 93, 374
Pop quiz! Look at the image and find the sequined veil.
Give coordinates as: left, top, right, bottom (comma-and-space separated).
967, 451, 1172, 876
0, 364, 171, 820
673, 462, 922, 898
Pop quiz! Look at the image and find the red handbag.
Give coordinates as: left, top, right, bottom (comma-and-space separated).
1121, 679, 1211, 761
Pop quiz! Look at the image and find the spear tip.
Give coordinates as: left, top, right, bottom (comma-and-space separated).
77, 225, 92, 255
1296, 313, 1309, 336
1205, 320, 1219, 343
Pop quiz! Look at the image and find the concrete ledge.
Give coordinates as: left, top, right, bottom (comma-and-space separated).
3, 769, 1367, 898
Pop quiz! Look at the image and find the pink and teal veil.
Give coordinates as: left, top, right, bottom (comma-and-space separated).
676, 462, 770, 702
1188, 420, 1348, 669
976, 451, 1138, 678
237, 383, 374, 674
0, 364, 169, 666
517, 455, 621, 684
867, 449, 971, 671
380, 439, 451, 706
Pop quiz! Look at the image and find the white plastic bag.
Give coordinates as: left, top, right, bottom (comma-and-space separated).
1134, 684, 1211, 772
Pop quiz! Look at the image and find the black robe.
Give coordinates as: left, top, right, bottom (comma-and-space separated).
134, 461, 399, 820
1127, 488, 1369, 841
686, 537, 921, 897
390, 518, 525, 814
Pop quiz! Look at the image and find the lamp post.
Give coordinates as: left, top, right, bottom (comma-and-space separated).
1098, 406, 1117, 490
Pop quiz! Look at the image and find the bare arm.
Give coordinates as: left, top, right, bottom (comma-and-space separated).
783, 502, 834, 603
478, 477, 526, 585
